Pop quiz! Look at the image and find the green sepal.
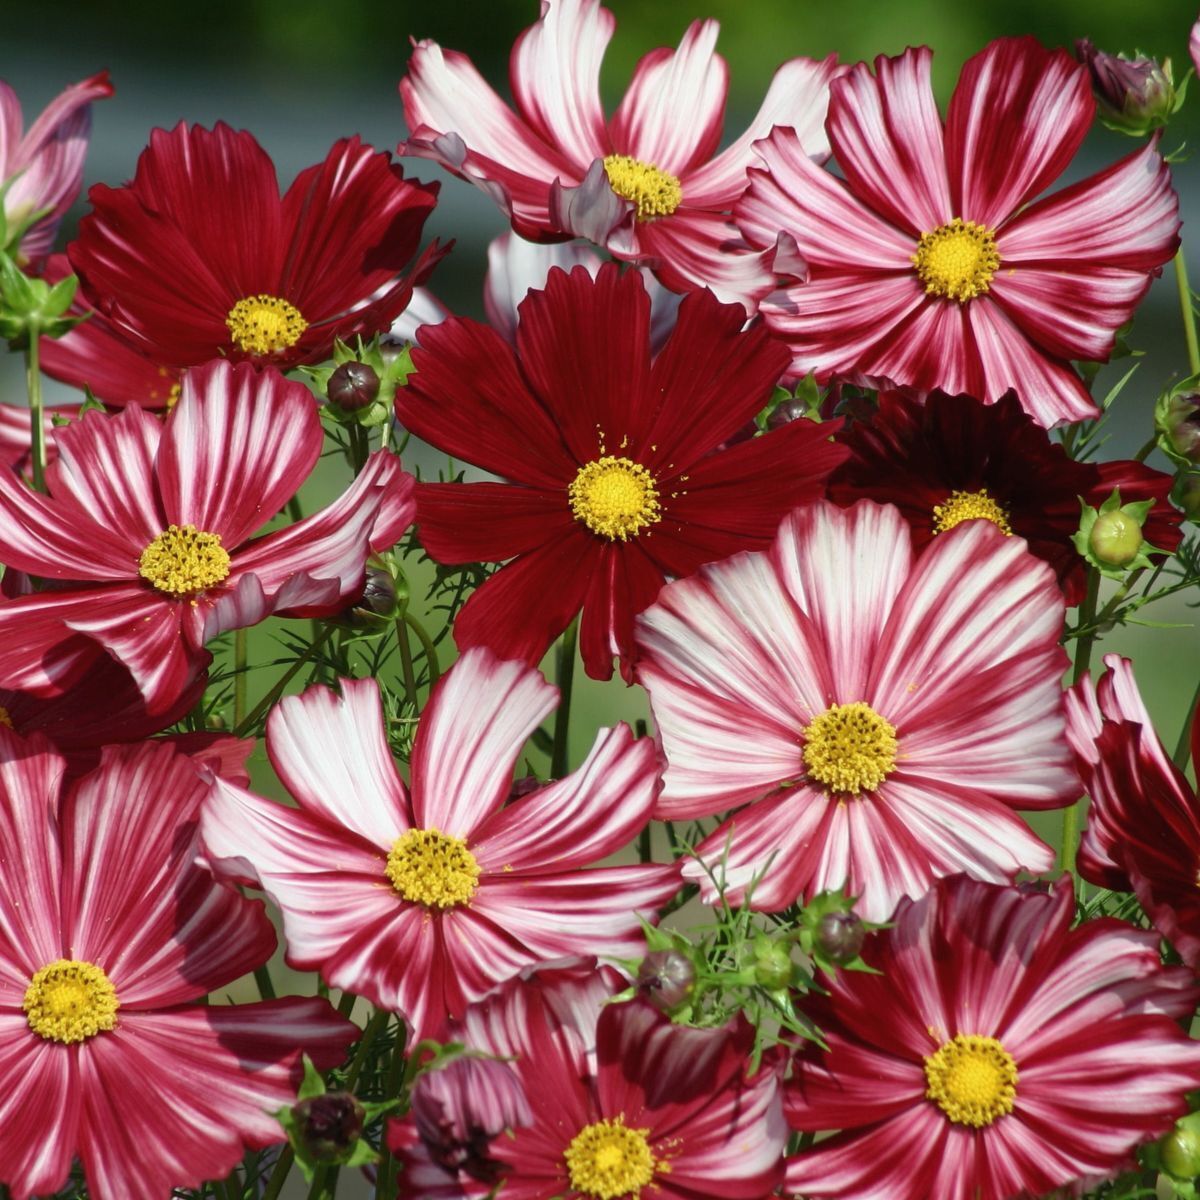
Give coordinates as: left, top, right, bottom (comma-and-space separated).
1072, 488, 1165, 579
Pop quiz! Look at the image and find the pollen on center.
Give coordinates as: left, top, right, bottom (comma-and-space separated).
225, 293, 308, 355
24, 958, 119, 1044
603, 154, 683, 222
569, 455, 661, 541
564, 1115, 659, 1199
139, 523, 231, 598
386, 828, 481, 909
802, 701, 898, 796
912, 218, 1000, 303
931, 488, 1013, 536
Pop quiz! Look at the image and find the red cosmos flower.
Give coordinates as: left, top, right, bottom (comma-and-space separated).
828, 390, 1183, 605
784, 875, 1200, 1200
1066, 654, 1200, 969
396, 263, 847, 681
67, 121, 446, 371
200, 649, 680, 1040
0, 71, 112, 267
399, 960, 786, 1199
636, 500, 1079, 921
0, 358, 414, 715
0, 732, 356, 1200
736, 37, 1180, 427
400, 0, 839, 310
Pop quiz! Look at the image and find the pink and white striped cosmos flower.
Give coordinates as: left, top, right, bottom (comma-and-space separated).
784, 875, 1200, 1200
0, 732, 356, 1200
736, 37, 1180, 427
0, 72, 112, 266
200, 649, 680, 1040
400, 0, 840, 311
636, 500, 1079, 922
0, 358, 413, 717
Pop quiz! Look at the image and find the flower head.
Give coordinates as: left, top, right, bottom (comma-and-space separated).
68, 122, 446, 370
0, 72, 112, 267
784, 875, 1200, 1200
736, 37, 1180, 426
200, 649, 680, 1039
637, 500, 1078, 920
397, 263, 847, 681
400, 0, 840, 310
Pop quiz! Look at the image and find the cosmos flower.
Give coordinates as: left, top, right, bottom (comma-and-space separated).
0, 72, 112, 267
400, 0, 839, 310
200, 649, 680, 1039
0, 358, 414, 715
68, 121, 446, 370
736, 37, 1180, 426
396, 263, 846, 681
636, 500, 1078, 921
1066, 654, 1200, 969
0, 732, 356, 1200
784, 875, 1200, 1200
827, 389, 1182, 605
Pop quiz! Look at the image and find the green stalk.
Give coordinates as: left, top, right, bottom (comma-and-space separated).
1061, 569, 1100, 874
395, 617, 417, 708
25, 330, 46, 492
260, 1148, 294, 1200
375, 1022, 410, 1197
1172, 673, 1200, 771
1175, 247, 1200, 376
344, 1009, 390, 1091
253, 963, 276, 1000
233, 628, 249, 730
551, 618, 578, 779
234, 626, 333, 738
403, 611, 440, 686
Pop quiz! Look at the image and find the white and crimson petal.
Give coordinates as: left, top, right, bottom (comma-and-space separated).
637, 501, 1075, 919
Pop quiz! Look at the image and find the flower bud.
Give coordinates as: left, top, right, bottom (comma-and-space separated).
1157, 391, 1200, 464
1162, 1123, 1200, 1180
1174, 473, 1200, 523
1088, 509, 1143, 567
766, 399, 807, 431
1075, 40, 1178, 135
753, 942, 793, 990
636, 949, 696, 1011
291, 1091, 366, 1162
816, 911, 865, 964
327, 360, 381, 411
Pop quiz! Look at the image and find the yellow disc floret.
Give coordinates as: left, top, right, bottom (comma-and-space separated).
386, 828, 481, 909
139, 524, 231, 598
24, 959, 119, 1044
569, 456, 661, 541
802, 702, 898, 796
564, 1116, 659, 1199
931, 488, 1013, 536
924, 1034, 1018, 1127
225, 294, 308, 355
912, 219, 1000, 303
603, 154, 683, 222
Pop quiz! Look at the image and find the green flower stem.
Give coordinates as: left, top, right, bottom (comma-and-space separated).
348, 423, 370, 475
375, 1021, 410, 1198
344, 1008, 391, 1092
254, 964, 276, 1000
551, 618, 579, 779
403, 610, 440, 687
305, 1164, 336, 1200
1176, 247, 1200, 376
25, 330, 45, 493
233, 625, 333, 738
395, 617, 417, 708
260, 1147, 294, 1200
1061, 569, 1100, 874
233, 628, 249, 730
1173, 673, 1200, 771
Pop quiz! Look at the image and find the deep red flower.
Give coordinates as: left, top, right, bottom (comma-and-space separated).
68, 122, 447, 371
395, 263, 847, 680
785, 875, 1200, 1200
0, 359, 414, 715
1066, 654, 1200, 969
828, 390, 1182, 605
0, 733, 356, 1200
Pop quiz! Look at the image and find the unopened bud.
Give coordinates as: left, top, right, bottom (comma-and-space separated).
291, 1092, 365, 1162
1162, 1124, 1200, 1180
1075, 40, 1177, 135
1174, 473, 1200, 523
816, 911, 865, 964
636, 950, 695, 1011
752, 942, 793, 990
1088, 509, 1143, 567
766, 399, 807, 431
327, 360, 381, 411
1157, 391, 1200, 464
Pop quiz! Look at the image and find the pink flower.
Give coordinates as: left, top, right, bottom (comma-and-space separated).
784, 875, 1200, 1200
0, 72, 112, 266
1066, 654, 1200, 969
400, 0, 839, 310
736, 37, 1180, 427
200, 649, 680, 1039
636, 500, 1079, 921
0, 732, 356, 1200
0, 358, 414, 715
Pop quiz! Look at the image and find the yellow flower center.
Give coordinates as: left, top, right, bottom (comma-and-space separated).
924, 1034, 1018, 1128
225, 294, 308, 355
139, 524, 231, 597
569, 456, 661, 541
564, 1116, 659, 1199
803, 702, 898, 796
603, 154, 683, 222
386, 828, 481, 909
931, 488, 1013, 536
0, 706, 12, 729
912, 219, 1000, 303
24, 959, 119, 1044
